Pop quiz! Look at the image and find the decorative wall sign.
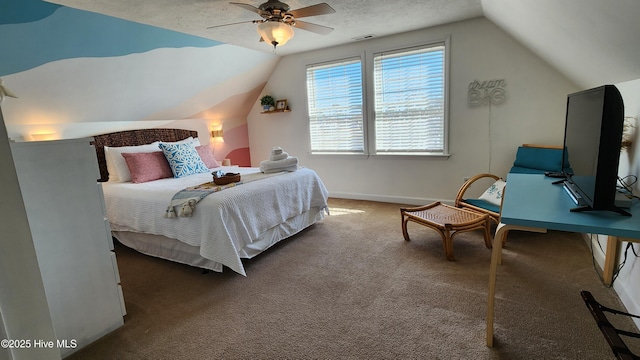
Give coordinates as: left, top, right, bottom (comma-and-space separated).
468, 79, 506, 107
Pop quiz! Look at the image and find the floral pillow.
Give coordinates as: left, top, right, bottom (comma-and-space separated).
158, 142, 209, 178
479, 179, 506, 206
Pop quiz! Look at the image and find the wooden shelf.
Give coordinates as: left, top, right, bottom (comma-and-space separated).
261, 110, 291, 114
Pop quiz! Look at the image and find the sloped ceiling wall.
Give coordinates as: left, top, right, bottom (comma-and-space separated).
482, 0, 640, 88
3, 0, 639, 157
40, 0, 640, 89
0, 0, 280, 165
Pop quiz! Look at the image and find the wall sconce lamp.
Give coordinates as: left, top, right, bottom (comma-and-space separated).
211, 129, 224, 163
211, 129, 224, 142
211, 130, 224, 139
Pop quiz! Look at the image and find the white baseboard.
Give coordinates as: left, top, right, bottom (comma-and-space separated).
328, 191, 454, 206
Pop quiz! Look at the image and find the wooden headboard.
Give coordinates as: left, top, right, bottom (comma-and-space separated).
92, 128, 199, 182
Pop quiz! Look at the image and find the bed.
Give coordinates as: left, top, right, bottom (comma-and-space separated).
92, 128, 329, 276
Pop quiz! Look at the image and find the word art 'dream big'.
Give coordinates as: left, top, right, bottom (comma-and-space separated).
468, 79, 506, 107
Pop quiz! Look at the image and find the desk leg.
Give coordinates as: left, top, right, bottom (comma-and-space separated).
603, 236, 619, 287
486, 223, 547, 347
487, 222, 509, 347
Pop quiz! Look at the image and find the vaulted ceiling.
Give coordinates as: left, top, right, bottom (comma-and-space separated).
46, 0, 640, 88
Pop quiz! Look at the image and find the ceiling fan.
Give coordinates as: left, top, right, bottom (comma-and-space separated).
208, 0, 336, 49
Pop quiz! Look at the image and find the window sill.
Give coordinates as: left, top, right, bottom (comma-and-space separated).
374, 153, 450, 158
309, 152, 450, 159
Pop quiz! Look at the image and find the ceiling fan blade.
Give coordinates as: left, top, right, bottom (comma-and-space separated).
293, 20, 334, 35
230, 2, 262, 15
207, 20, 257, 29
288, 3, 336, 18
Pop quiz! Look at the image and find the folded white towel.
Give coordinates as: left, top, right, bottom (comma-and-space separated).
270, 152, 289, 161
271, 147, 283, 155
262, 164, 298, 174
260, 156, 299, 173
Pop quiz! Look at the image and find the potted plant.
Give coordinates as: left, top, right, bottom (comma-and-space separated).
260, 95, 275, 112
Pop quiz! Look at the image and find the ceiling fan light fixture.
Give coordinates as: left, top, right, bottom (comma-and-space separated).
257, 21, 294, 48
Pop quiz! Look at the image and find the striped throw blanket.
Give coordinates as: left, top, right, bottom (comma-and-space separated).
164, 181, 240, 218
164, 171, 289, 218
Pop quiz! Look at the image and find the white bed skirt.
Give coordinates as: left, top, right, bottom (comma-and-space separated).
112, 206, 326, 272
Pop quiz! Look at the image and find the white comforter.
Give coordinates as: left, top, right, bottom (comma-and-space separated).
102, 166, 329, 275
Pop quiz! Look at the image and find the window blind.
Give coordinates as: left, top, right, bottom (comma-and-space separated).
306, 58, 364, 153
374, 44, 445, 154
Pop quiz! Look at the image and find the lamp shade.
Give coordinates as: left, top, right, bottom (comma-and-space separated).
257, 21, 294, 47
211, 129, 224, 139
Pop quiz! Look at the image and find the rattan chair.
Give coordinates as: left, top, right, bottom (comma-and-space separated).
455, 144, 569, 224
454, 173, 502, 225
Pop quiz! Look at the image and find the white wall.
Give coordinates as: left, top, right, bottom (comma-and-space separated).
616, 79, 640, 195
248, 17, 578, 205
606, 78, 640, 326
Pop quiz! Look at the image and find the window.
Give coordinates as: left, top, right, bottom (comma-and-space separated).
305, 41, 447, 156
306, 58, 364, 154
374, 44, 446, 154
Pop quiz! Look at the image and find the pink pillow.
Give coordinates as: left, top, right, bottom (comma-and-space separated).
121, 151, 173, 183
196, 145, 221, 168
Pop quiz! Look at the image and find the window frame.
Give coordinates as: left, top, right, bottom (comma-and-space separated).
305, 54, 368, 156
368, 40, 450, 156
305, 37, 450, 158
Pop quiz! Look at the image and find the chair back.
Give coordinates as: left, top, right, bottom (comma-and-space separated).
509, 144, 571, 174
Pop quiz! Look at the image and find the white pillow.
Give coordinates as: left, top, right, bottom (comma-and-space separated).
105, 142, 161, 182
478, 179, 506, 206
160, 137, 201, 147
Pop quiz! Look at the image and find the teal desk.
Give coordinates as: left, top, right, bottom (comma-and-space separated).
486, 173, 640, 347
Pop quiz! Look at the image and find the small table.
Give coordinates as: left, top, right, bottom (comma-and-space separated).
486, 174, 640, 347
401, 202, 492, 261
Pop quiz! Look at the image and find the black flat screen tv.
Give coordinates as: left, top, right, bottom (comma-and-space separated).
561, 84, 629, 216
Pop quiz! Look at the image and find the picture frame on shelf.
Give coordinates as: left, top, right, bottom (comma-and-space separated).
276, 99, 287, 111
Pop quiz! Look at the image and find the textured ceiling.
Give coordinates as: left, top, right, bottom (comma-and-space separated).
44, 0, 640, 87
45, 0, 484, 56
